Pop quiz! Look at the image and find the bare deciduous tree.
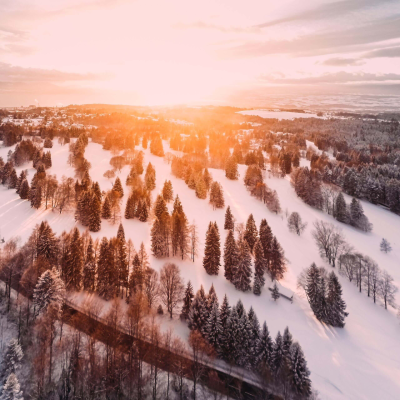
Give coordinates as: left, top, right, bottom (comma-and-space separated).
159, 263, 184, 319
287, 212, 307, 235
379, 270, 398, 310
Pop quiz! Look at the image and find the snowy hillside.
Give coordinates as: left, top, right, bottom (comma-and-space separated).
1, 138, 400, 400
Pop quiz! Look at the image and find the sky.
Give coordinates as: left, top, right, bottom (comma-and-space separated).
1, 0, 400, 107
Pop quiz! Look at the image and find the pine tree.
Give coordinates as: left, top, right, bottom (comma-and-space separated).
282, 326, 293, 360
139, 202, 148, 222
83, 237, 96, 291
253, 239, 266, 295
64, 228, 83, 290
225, 156, 239, 180
116, 228, 129, 296
335, 192, 348, 223
326, 271, 348, 327
162, 180, 173, 202
235, 311, 251, 368
271, 281, 280, 301
259, 219, 273, 268
19, 179, 30, 200
380, 238, 392, 253
1, 373, 23, 400
113, 176, 124, 198
1, 339, 23, 378
220, 307, 237, 363
102, 196, 111, 219
97, 237, 115, 299
195, 176, 207, 199
124, 195, 135, 219
180, 281, 194, 320
244, 214, 258, 252
151, 218, 166, 258
205, 303, 222, 351
203, 168, 212, 190
219, 294, 231, 328
223, 229, 239, 283
206, 284, 219, 314
129, 254, 144, 296
37, 221, 59, 263
271, 331, 284, 378
268, 236, 286, 281
224, 206, 234, 230
247, 307, 261, 367
145, 162, 156, 190
171, 195, 189, 259
209, 182, 224, 209
89, 194, 101, 232
305, 263, 326, 321
288, 342, 312, 398
233, 239, 252, 292
188, 286, 208, 334
203, 222, 221, 275
257, 321, 274, 369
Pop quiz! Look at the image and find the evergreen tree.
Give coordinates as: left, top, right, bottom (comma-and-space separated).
225, 156, 239, 180
101, 196, 111, 219
203, 168, 212, 190
206, 284, 219, 315
244, 214, 258, 252
113, 176, 124, 198
219, 294, 231, 328
205, 303, 222, 352
171, 195, 189, 259
209, 182, 225, 209
247, 307, 261, 367
288, 342, 312, 398
124, 195, 135, 219
257, 321, 274, 369
326, 271, 348, 327
1, 373, 23, 400
268, 236, 286, 281
271, 281, 280, 301
37, 221, 59, 263
203, 222, 221, 275
64, 228, 84, 290
282, 327, 293, 359
129, 254, 144, 296
83, 237, 96, 292
188, 286, 208, 334
335, 192, 348, 223
253, 239, 266, 295
145, 162, 156, 190
1, 339, 23, 378
162, 180, 173, 202
223, 229, 239, 283
233, 239, 252, 292
195, 175, 207, 199
180, 281, 194, 320
259, 219, 273, 268
151, 218, 166, 258
224, 206, 234, 230
19, 179, 30, 200
305, 263, 326, 321
89, 195, 101, 232
138, 202, 148, 222
271, 331, 284, 378
97, 237, 115, 299
116, 227, 129, 296
380, 238, 392, 253
220, 307, 237, 363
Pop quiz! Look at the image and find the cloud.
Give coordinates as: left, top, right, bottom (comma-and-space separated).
173, 21, 257, 34
261, 71, 400, 84
0, 62, 109, 83
362, 46, 400, 58
321, 57, 364, 66
255, 0, 395, 28
224, 14, 400, 58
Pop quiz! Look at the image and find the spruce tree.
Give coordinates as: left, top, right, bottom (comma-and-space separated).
253, 239, 266, 295
1, 373, 23, 400
244, 214, 258, 252
205, 303, 222, 352
180, 281, 194, 320
271, 281, 280, 301
195, 176, 207, 199
116, 228, 128, 296
97, 237, 113, 299
219, 294, 231, 328
83, 237, 96, 292
257, 321, 274, 369
235, 310, 251, 368
113, 176, 124, 198
220, 307, 237, 363
305, 263, 326, 321
206, 284, 219, 314
224, 206, 234, 230
233, 239, 252, 292
151, 218, 165, 258
223, 229, 239, 283
1, 339, 23, 377
162, 180, 173, 202
89, 195, 101, 232
203, 222, 221, 275
65, 228, 83, 290
326, 271, 348, 327
288, 342, 312, 398
19, 179, 30, 200
335, 192, 348, 223
124, 195, 135, 219
139, 202, 148, 222
268, 236, 286, 281
225, 156, 239, 180
271, 331, 285, 378
259, 219, 273, 268
188, 286, 208, 334
380, 238, 392, 253
171, 195, 189, 259
102, 196, 111, 219
247, 307, 261, 367
145, 162, 156, 190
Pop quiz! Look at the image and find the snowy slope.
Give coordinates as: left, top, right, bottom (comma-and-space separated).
1, 139, 400, 400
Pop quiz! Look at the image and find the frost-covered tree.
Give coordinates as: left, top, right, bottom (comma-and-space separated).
247, 307, 261, 367
82, 237, 96, 292
233, 239, 252, 292
225, 156, 239, 180
271, 281, 280, 301
205, 303, 222, 351
203, 222, 221, 275
244, 214, 258, 252
268, 236, 286, 281
253, 239, 266, 295
223, 229, 239, 283
287, 212, 307, 235
188, 286, 208, 333
224, 206, 235, 230
270, 331, 284, 378
380, 238, 392, 253
1, 339, 23, 378
288, 342, 312, 398
326, 271, 348, 327
162, 180, 173, 202
209, 182, 225, 209
257, 321, 274, 370
349, 198, 372, 232
101, 196, 112, 219
334, 192, 348, 223
1, 373, 23, 400
33, 267, 65, 316
180, 281, 194, 321
259, 219, 273, 268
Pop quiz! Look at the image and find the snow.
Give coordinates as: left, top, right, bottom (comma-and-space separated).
238, 109, 323, 120
1, 138, 400, 399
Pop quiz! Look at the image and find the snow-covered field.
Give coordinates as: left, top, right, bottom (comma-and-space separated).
1, 138, 400, 400
238, 109, 323, 120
